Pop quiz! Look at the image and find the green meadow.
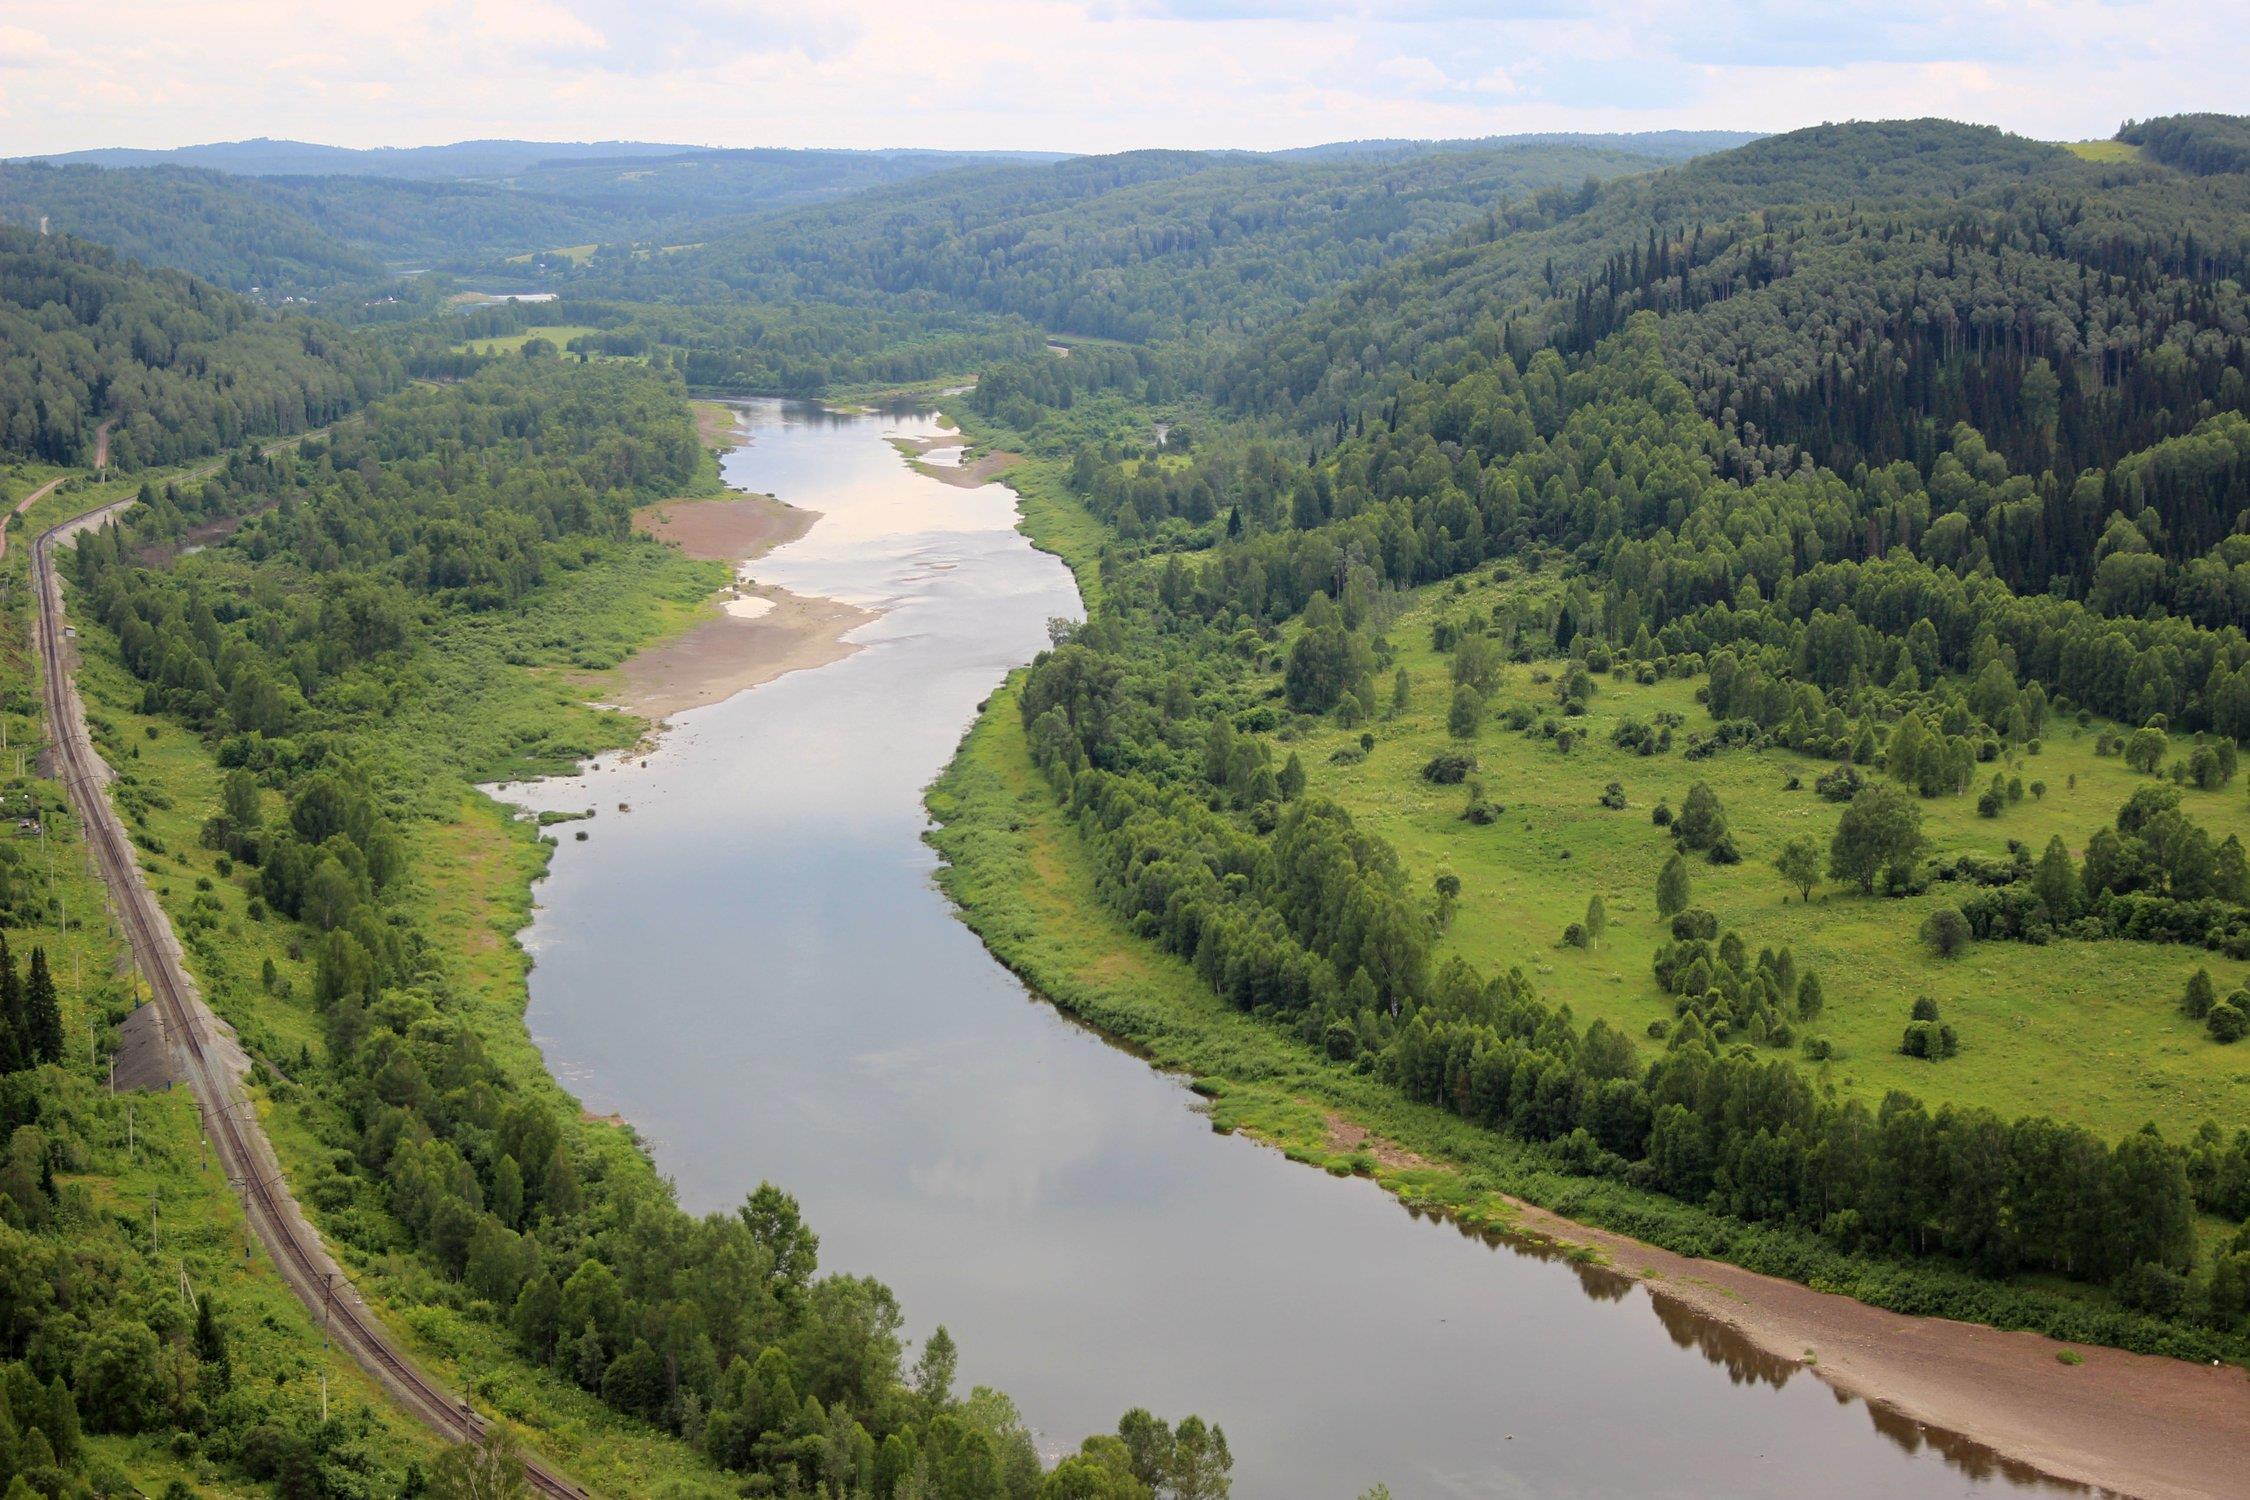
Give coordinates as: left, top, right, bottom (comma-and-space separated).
1279, 569, 2250, 1144
451, 323, 605, 356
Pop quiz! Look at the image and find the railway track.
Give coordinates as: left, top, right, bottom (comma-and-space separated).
30, 493, 589, 1498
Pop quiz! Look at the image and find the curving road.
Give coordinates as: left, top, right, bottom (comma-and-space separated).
30, 475, 590, 1497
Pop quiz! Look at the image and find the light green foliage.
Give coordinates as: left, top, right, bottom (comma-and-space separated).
1279, 575, 2250, 1142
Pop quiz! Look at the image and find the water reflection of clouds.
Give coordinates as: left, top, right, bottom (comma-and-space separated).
512, 399, 2073, 1500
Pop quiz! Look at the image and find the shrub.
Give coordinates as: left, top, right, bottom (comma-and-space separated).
1447, 685, 1484, 739
1901, 1020, 1955, 1058
1674, 782, 1729, 851
1901, 1000, 1960, 1058
2114, 1262, 2187, 1318
1801, 1035, 1833, 1061
2210, 997, 2250, 1044
1421, 751, 1476, 785
1920, 907, 1971, 958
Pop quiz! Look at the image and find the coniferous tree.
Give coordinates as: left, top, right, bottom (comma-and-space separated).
1656, 853, 1692, 919
0, 934, 22, 1073
23, 948, 61, 1066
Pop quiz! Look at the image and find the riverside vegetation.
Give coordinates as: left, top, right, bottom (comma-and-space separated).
1, 226, 1227, 1494
930, 115, 2250, 1362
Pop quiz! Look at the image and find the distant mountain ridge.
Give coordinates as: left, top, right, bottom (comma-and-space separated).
0, 130, 1762, 303
17, 132, 1758, 180
1274, 129, 1766, 162
15, 138, 1070, 180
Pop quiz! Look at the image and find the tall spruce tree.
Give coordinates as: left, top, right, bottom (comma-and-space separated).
24, 947, 63, 1065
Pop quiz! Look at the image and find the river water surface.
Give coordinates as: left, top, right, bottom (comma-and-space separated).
507, 400, 2070, 1498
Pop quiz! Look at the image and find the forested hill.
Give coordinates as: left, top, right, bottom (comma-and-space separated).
0, 223, 398, 466
587, 142, 1670, 343
2120, 114, 2250, 176
0, 162, 383, 295
1274, 129, 1763, 163
22, 136, 717, 178
1210, 119, 2101, 418
954, 111, 2250, 1359
1175, 115, 2248, 486
0, 148, 1075, 293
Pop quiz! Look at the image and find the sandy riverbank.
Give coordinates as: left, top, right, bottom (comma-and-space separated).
889, 432, 1022, 488
692, 400, 747, 451
601, 492, 874, 721
1322, 1116, 2250, 1498
637, 491, 811, 561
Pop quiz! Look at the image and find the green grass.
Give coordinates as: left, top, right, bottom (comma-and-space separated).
917, 446, 2249, 1357
452, 324, 604, 356
2066, 140, 2145, 163
990, 459, 1108, 610
503, 245, 598, 266
1281, 575, 2250, 1143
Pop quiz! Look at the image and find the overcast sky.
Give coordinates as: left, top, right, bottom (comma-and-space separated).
1, 1, 2241, 156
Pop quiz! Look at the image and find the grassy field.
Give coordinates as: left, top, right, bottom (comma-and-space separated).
504, 244, 599, 267
2065, 140, 2145, 163
1278, 572, 2250, 1144
452, 323, 604, 356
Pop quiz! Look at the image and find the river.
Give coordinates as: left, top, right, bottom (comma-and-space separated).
504, 399, 2072, 1498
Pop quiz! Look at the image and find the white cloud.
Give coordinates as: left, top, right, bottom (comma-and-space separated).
0, 24, 62, 69
0, 0, 2241, 155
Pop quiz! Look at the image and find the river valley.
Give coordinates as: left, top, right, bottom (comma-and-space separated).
501, 399, 2078, 1499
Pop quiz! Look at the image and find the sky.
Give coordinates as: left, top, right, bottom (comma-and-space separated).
0, 1, 2242, 156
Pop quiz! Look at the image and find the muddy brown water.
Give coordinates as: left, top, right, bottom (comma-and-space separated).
505, 400, 2075, 1498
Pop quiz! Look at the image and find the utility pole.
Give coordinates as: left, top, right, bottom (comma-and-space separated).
229, 1176, 251, 1264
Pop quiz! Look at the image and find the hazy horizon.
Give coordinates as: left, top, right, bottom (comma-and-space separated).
2, 1, 2240, 159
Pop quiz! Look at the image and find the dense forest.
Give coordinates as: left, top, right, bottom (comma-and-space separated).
967, 114, 2250, 1353
590, 143, 1673, 343
0, 164, 383, 296
0, 223, 397, 466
